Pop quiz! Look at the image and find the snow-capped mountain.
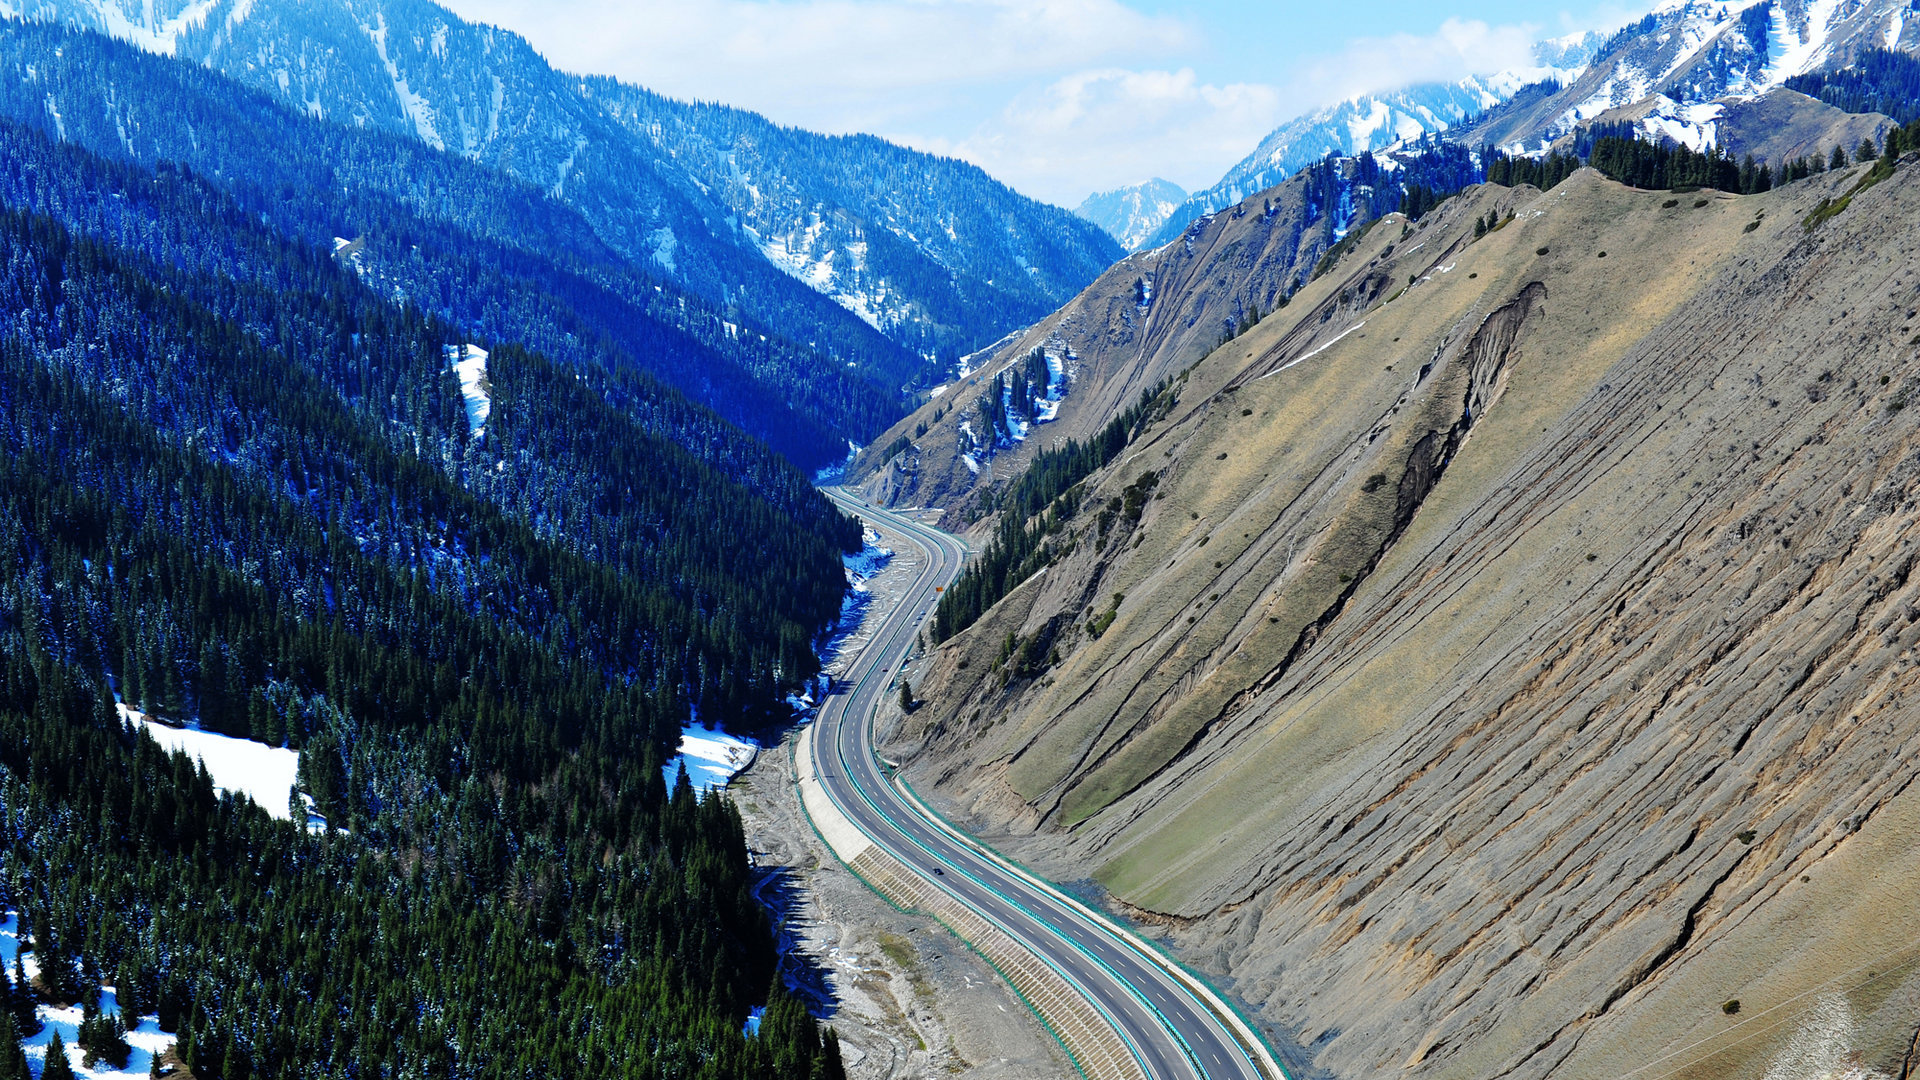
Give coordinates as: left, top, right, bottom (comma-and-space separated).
6, 0, 1121, 368
1465, 0, 1920, 153
1073, 179, 1186, 252
582, 80, 1122, 361
1142, 38, 1598, 251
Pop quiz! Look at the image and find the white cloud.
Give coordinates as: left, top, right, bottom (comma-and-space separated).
913, 68, 1284, 206
1282, 17, 1544, 108
921, 16, 1554, 205
437, 0, 1599, 206
442, 0, 1191, 130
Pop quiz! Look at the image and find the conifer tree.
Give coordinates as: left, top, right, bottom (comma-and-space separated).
816, 1029, 847, 1080
7, 957, 34, 1038
41, 1030, 74, 1080
0, 1018, 24, 1080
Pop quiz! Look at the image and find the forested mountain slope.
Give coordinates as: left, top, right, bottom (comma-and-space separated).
0, 19, 901, 469
582, 81, 1124, 364
11, 0, 1122, 372
0, 81, 857, 1078
889, 151, 1920, 1080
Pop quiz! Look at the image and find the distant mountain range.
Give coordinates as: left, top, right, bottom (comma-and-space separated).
7, 0, 1122, 380
1460, 0, 1920, 154
1074, 179, 1186, 252
1140, 40, 1599, 252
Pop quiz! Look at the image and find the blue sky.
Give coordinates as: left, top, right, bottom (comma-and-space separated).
440, 0, 1647, 207
1127, 1, 1640, 84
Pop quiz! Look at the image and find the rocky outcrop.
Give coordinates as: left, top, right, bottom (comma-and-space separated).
887, 163, 1920, 1080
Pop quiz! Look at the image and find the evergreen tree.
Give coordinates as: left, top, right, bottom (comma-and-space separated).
35, 945, 79, 1009
0, 122, 852, 1080
6, 957, 34, 1037
0, 957, 32, 1037
0, 1016, 25, 1080
41, 1031, 74, 1080
817, 1028, 847, 1080
79, 1009, 130, 1071
1786, 47, 1920, 125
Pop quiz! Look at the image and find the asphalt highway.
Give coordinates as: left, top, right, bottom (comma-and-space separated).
812, 487, 1281, 1080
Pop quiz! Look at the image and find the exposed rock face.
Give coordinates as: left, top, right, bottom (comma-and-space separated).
887, 163, 1920, 1080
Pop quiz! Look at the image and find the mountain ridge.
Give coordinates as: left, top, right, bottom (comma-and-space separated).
1459, 0, 1920, 154
0, 16, 928, 469
10, 0, 1123, 376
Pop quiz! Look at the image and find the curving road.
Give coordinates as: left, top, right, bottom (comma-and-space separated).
812, 487, 1283, 1080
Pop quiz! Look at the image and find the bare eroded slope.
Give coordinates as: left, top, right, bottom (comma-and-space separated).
887, 163, 1920, 1080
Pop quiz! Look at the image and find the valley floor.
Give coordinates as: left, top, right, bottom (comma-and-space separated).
732, 518, 1073, 1080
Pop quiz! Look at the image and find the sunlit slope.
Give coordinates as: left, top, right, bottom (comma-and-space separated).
847, 160, 1362, 518
892, 163, 1920, 1079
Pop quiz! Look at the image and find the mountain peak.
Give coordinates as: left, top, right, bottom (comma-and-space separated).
1074, 178, 1187, 252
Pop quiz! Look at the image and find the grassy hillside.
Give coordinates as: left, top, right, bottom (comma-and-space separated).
887, 157, 1920, 1080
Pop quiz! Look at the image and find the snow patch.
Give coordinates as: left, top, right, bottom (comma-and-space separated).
843, 526, 894, 581
67, 0, 220, 56
650, 226, 678, 274
1639, 97, 1723, 150
444, 344, 490, 435
1761, 994, 1876, 1080
117, 703, 301, 821
551, 135, 588, 198
1763, 0, 1846, 84
663, 724, 758, 793
2, 915, 175, 1080
1260, 320, 1367, 379
363, 13, 444, 152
